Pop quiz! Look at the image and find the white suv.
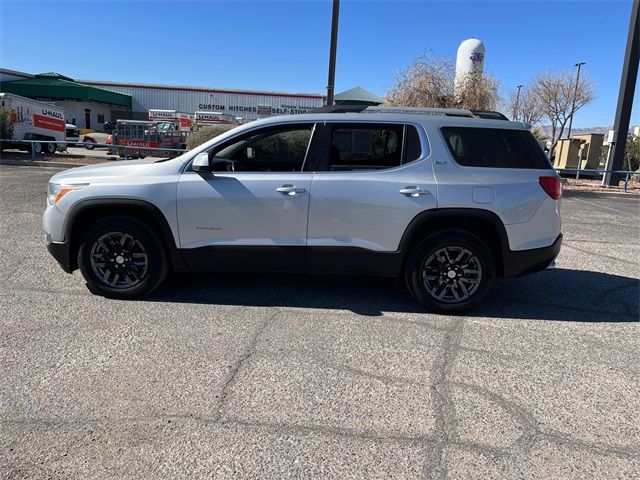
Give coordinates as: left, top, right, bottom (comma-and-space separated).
43, 106, 562, 312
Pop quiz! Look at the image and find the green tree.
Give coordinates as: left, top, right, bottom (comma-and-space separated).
186, 124, 234, 150
624, 134, 640, 171
0, 109, 14, 140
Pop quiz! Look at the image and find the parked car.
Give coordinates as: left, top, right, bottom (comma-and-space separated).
43, 106, 562, 312
65, 123, 79, 147
81, 132, 110, 150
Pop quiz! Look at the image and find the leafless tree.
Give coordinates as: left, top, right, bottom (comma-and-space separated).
531, 70, 595, 155
504, 85, 543, 125
455, 71, 501, 111
386, 52, 456, 108
386, 51, 500, 110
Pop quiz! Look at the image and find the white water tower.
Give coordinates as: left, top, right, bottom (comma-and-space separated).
454, 38, 485, 94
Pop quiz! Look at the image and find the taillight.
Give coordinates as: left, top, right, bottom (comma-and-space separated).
539, 176, 562, 200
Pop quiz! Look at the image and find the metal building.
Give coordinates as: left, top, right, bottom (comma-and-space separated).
79, 79, 325, 123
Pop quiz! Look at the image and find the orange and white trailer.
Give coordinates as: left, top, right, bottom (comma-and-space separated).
148, 109, 193, 131
0, 92, 66, 154
194, 111, 236, 129
111, 119, 188, 159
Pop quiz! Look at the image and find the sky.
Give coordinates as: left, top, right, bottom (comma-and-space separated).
1, 0, 638, 128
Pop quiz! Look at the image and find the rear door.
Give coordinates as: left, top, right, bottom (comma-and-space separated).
306, 121, 436, 271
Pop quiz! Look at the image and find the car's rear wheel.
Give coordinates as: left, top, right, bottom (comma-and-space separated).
405, 230, 495, 313
85, 139, 96, 150
46, 142, 56, 154
78, 216, 168, 299
31, 142, 43, 155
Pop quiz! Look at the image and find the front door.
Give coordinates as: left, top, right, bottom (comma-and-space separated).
307, 122, 437, 272
177, 123, 320, 271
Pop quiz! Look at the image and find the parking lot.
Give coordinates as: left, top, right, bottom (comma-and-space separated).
0, 164, 638, 479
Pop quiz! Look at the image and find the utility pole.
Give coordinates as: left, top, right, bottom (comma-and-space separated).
566, 62, 585, 138
514, 85, 524, 121
326, 0, 340, 106
604, 0, 639, 186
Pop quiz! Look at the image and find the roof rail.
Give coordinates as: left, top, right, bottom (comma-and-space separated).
470, 110, 510, 120
313, 104, 511, 120
314, 104, 367, 113
364, 106, 474, 117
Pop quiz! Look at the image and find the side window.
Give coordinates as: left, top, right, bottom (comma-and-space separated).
212, 125, 313, 172
326, 124, 423, 171
441, 127, 551, 169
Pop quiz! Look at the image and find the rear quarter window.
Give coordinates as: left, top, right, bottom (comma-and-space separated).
441, 127, 551, 169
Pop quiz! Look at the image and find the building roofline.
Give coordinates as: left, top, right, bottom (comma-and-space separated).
78, 79, 325, 100
0, 68, 34, 79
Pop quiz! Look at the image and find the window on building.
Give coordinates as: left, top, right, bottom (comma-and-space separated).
97, 114, 105, 124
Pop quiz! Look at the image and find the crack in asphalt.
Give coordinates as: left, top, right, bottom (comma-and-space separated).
212, 312, 274, 421
422, 318, 465, 480
563, 242, 640, 266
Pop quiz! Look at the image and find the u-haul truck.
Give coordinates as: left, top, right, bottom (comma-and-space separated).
194, 111, 236, 129
0, 92, 66, 154
148, 109, 194, 131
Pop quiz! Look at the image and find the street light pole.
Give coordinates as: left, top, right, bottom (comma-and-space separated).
514, 85, 524, 121
326, 0, 340, 106
566, 62, 585, 138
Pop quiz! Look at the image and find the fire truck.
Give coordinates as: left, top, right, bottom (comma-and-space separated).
148, 109, 194, 131
110, 119, 189, 159
194, 111, 236, 129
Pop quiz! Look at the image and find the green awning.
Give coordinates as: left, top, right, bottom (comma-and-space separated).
334, 86, 384, 105
0, 72, 131, 109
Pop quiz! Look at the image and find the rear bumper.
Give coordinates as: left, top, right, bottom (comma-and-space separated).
47, 240, 73, 273
502, 234, 562, 278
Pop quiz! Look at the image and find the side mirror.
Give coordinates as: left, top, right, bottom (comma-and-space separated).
192, 152, 210, 173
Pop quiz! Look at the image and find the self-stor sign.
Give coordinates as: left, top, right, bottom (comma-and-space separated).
33, 108, 65, 132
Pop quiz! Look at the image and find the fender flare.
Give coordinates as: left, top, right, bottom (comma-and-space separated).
63, 198, 187, 271
398, 207, 509, 254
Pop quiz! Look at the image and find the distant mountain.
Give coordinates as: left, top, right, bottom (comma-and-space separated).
538, 125, 613, 138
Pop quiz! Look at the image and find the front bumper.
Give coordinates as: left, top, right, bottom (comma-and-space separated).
47, 240, 73, 273
502, 234, 562, 278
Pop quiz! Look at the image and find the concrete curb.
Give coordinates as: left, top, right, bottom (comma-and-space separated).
563, 189, 639, 198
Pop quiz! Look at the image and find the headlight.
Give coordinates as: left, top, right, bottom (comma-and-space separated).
47, 183, 88, 205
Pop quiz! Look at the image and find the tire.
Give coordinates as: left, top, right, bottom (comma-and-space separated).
77, 216, 169, 299
46, 142, 56, 154
31, 142, 43, 155
85, 139, 96, 150
405, 229, 495, 313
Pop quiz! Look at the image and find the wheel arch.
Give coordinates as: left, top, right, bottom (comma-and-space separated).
64, 198, 186, 272
399, 208, 509, 277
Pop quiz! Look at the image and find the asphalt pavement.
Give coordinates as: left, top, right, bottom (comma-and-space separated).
0, 165, 638, 479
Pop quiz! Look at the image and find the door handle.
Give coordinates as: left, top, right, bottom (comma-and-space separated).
276, 184, 306, 195
399, 186, 429, 197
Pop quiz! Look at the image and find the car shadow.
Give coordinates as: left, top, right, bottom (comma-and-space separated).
147, 268, 639, 322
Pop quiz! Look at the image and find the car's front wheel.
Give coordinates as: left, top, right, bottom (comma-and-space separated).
405, 230, 495, 313
78, 216, 168, 299
84, 139, 96, 150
